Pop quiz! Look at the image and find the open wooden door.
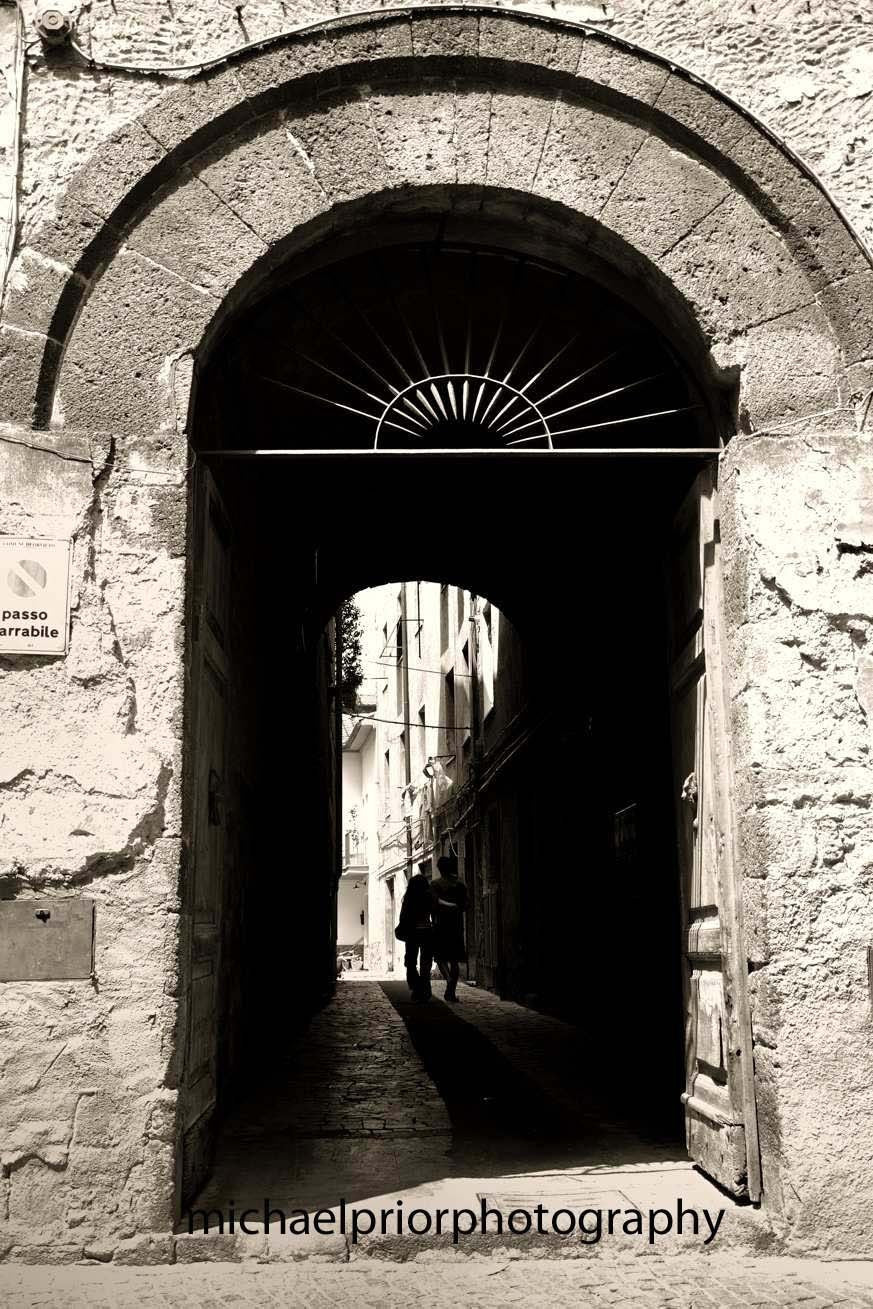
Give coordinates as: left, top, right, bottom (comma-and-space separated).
669, 466, 762, 1202
179, 466, 231, 1206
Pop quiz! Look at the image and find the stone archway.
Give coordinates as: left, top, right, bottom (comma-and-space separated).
3, 7, 869, 441
3, 5, 873, 1259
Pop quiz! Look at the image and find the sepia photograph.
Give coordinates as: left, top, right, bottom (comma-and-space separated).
1, 0, 872, 1304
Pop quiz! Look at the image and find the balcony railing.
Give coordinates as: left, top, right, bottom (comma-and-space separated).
343, 832, 367, 868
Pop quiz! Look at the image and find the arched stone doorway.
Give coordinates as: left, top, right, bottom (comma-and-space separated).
4, 6, 872, 1256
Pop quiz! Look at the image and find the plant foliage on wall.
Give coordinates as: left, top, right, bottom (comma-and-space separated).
339, 597, 364, 711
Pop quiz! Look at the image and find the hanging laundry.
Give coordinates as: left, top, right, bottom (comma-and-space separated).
401, 782, 419, 820
430, 758, 453, 809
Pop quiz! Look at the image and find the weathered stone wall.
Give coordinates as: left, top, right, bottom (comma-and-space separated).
0, 1, 871, 1265
0, 428, 187, 1262
720, 429, 873, 1254
10, 0, 873, 254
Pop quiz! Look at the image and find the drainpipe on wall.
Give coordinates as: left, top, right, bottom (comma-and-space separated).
0, 1, 24, 300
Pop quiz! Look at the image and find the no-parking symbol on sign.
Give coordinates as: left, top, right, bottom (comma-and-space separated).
0, 537, 71, 655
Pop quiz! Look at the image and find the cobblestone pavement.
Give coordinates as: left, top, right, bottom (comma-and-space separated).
193, 975, 692, 1219
106, 975, 854, 1274
193, 978, 450, 1213
183, 977, 773, 1262
3, 1255, 873, 1308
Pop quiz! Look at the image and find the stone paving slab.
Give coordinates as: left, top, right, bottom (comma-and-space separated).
2, 1255, 873, 1308
192, 979, 451, 1216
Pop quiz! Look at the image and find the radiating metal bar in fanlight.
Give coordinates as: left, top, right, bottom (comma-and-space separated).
524, 405, 699, 444
293, 348, 427, 428
325, 271, 415, 394
474, 258, 524, 426
414, 388, 442, 425
531, 350, 619, 411
290, 295, 401, 403
422, 248, 452, 377
517, 331, 580, 397
484, 320, 568, 429
429, 381, 450, 422
401, 393, 435, 428
260, 374, 422, 439
355, 307, 416, 391
378, 254, 431, 380
499, 374, 662, 440
469, 378, 491, 425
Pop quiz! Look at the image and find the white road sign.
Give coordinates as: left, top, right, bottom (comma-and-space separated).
0, 537, 71, 655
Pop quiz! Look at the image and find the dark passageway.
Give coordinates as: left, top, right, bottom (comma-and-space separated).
183, 448, 701, 1211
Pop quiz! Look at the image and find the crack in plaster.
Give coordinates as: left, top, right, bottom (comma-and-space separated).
283, 118, 329, 200
187, 163, 270, 252
123, 246, 220, 301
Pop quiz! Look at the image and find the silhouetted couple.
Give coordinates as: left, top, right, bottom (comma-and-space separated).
397, 854, 467, 1004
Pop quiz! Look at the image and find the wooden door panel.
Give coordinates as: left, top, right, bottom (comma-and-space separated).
670, 467, 761, 1202
180, 467, 230, 1206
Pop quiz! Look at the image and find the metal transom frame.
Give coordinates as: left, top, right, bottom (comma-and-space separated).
202, 244, 714, 455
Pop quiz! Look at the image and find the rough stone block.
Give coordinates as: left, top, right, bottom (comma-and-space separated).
330, 16, 416, 80
122, 1139, 175, 1233
660, 190, 816, 343
0, 326, 59, 427
25, 197, 111, 281
113, 1233, 175, 1265
2, 248, 88, 340
7, 1157, 68, 1234
486, 90, 556, 194
725, 128, 869, 290
575, 34, 671, 107
81, 1241, 116, 1262
63, 120, 167, 227
193, 114, 326, 248
600, 133, 732, 263
125, 173, 266, 302
139, 65, 254, 155
654, 73, 751, 157
71, 1093, 117, 1149
410, 13, 479, 62
819, 269, 873, 367
7, 1245, 84, 1264
451, 87, 491, 188
174, 1231, 244, 1262
57, 250, 216, 435
534, 96, 646, 219
368, 89, 458, 189
233, 28, 360, 107
265, 1231, 348, 1262
742, 878, 770, 967
285, 97, 389, 205
477, 13, 581, 76
736, 303, 842, 426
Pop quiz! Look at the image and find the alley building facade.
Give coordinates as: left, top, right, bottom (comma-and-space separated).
342, 581, 528, 983
0, 0, 872, 1267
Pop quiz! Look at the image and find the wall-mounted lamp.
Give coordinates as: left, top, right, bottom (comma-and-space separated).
35, 3, 75, 45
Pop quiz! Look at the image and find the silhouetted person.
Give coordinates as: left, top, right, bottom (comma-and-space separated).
397, 873, 435, 1003
431, 853, 467, 1003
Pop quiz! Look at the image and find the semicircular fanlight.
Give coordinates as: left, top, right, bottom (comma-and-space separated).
214, 245, 704, 451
